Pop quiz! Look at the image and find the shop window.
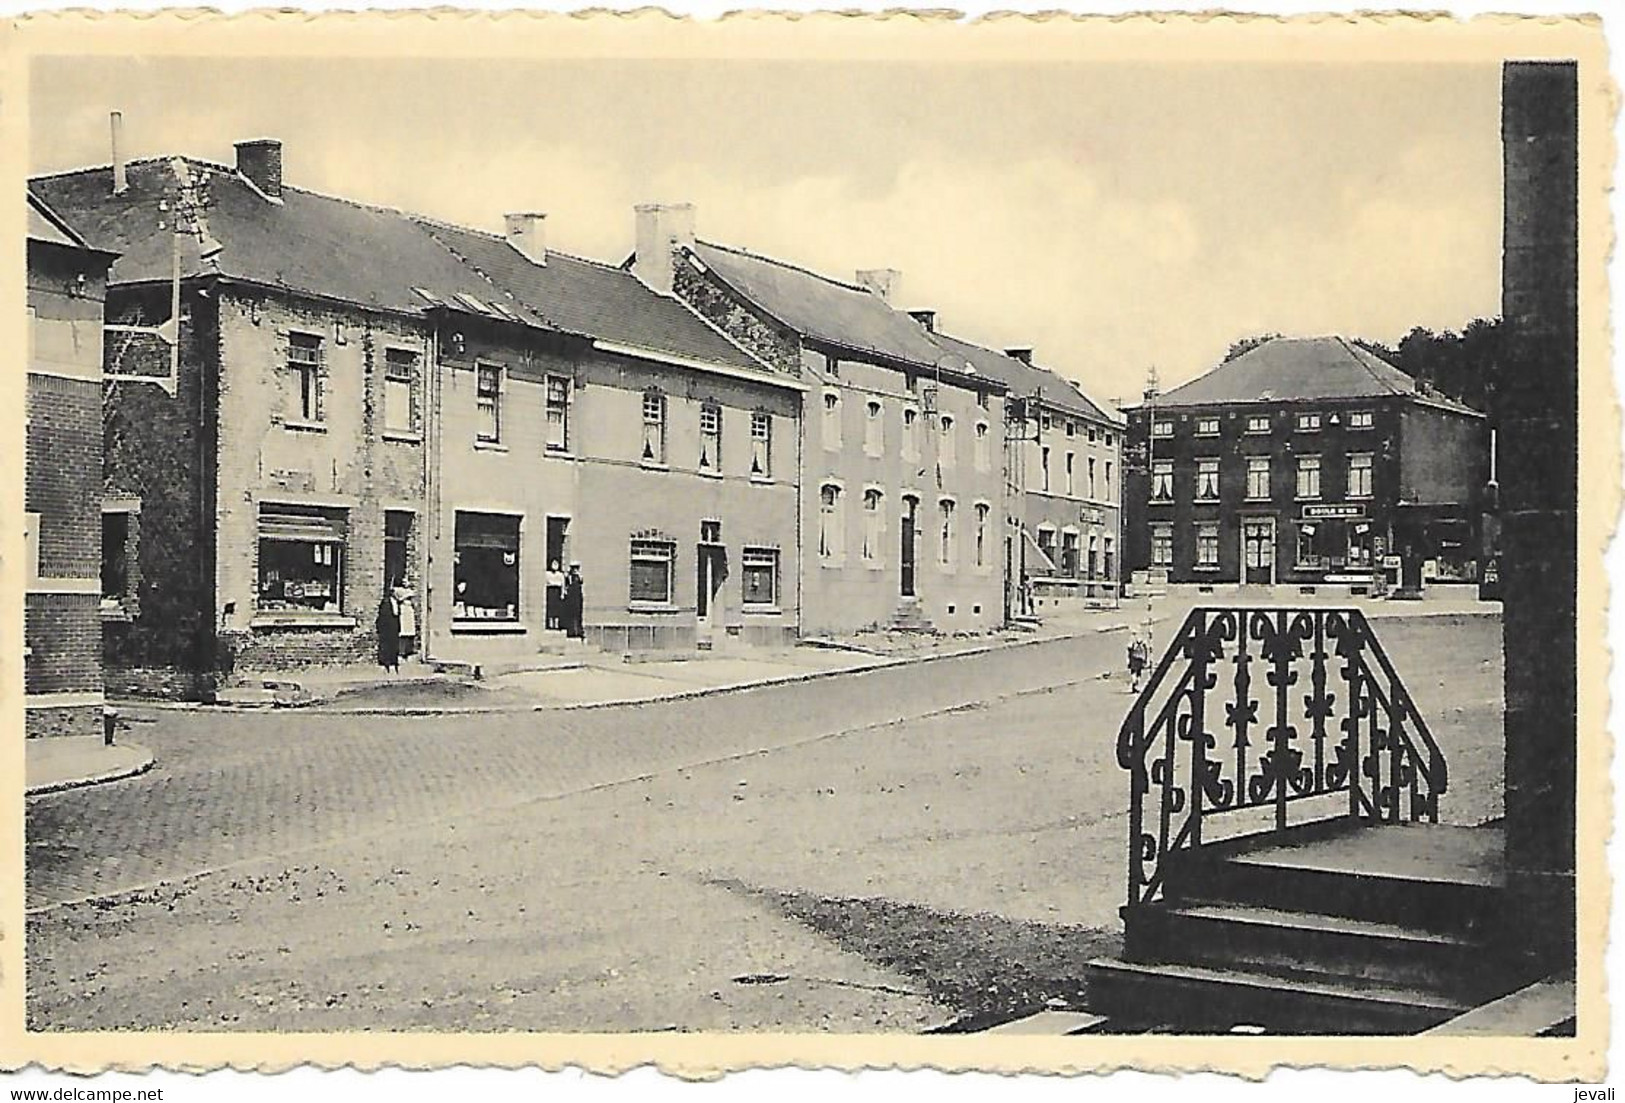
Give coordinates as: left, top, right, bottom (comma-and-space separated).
939, 415, 956, 468
1037, 527, 1058, 571
699, 402, 722, 472
939, 499, 956, 566
1196, 523, 1220, 569
1347, 522, 1376, 568
1296, 521, 1329, 569
741, 547, 779, 608
1196, 416, 1220, 436
1196, 458, 1220, 500
453, 511, 520, 622
750, 411, 772, 478
384, 348, 420, 435
821, 390, 842, 450
630, 538, 676, 605
1296, 454, 1322, 500
257, 505, 347, 614
1349, 410, 1375, 430
1246, 456, 1270, 500
974, 422, 991, 471
862, 489, 883, 562
864, 399, 884, 456
1151, 460, 1173, 501
1348, 453, 1374, 499
819, 484, 844, 560
1246, 415, 1271, 434
642, 390, 667, 465
475, 364, 503, 444
974, 503, 989, 567
1061, 530, 1079, 577
1150, 524, 1173, 569
287, 332, 324, 424
545, 375, 570, 452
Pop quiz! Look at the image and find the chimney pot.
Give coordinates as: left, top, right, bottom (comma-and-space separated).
234, 138, 283, 199
504, 211, 548, 265
908, 310, 937, 333
855, 268, 901, 304
110, 112, 128, 196
633, 203, 697, 296
1005, 347, 1034, 365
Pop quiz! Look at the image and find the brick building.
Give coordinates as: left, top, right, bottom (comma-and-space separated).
634, 205, 1010, 635
32, 137, 799, 695
25, 194, 117, 736
1122, 336, 1487, 590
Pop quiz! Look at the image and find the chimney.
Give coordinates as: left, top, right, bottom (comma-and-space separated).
909, 309, 937, 333
855, 268, 901, 303
1005, 347, 1034, 365
234, 138, 283, 199
110, 112, 128, 196
504, 211, 548, 265
633, 202, 697, 296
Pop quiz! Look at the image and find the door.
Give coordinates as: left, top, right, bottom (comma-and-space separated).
1242, 519, 1274, 585
900, 496, 919, 597
697, 521, 725, 638
384, 510, 413, 588
545, 516, 569, 630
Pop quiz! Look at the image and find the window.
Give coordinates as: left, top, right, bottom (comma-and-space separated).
902, 407, 920, 458
1348, 453, 1374, 499
974, 503, 989, 567
1296, 523, 1326, 569
1103, 536, 1115, 580
819, 484, 844, 560
1151, 460, 1173, 501
1087, 533, 1099, 579
1152, 420, 1174, 438
1041, 447, 1052, 492
1246, 415, 1271, 434
862, 489, 884, 561
864, 399, 884, 455
742, 547, 779, 608
1349, 410, 1375, 430
1104, 432, 1114, 447
1246, 456, 1270, 500
974, 422, 991, 471
822, 390, 842, 450
453, 512, 520, 621
977, 389, 990, 410
642, 390, 667, 464
904, 371, 918, 394
287, 332, 324, 423
1196, 416, 1220, 436
476, 364, 503, 444
1060, 530, 1079, 576
699, 402, 722, 472
1087, 425, 1096, 443
1150, 524, 1173, 569
1088, 456, 1097, 498
545, 375, 570, 452
1037, 527, 1057, 571
101, 506, 139, 613
384, 348, 420, 435
1196, 458, 1220, 500
257, 505, 347, 614
1296, 411, 1322, 433
1066, 421, 1076, 439
1041, 412, 1053, 432
1105, 461, 1114, 501
1065, 452, 1075, 495
1196, 523, 1220, 569
1297, 454, 1322, 500
938, 499, 956, 566
750, 411, 773, 478
939, 415, 956, 468
630, 538, 676, 605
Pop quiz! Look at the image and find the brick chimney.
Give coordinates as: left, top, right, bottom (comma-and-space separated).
633, 203, 697, 296
909, 310, 937, 332
1005, 347, 1034, 364
504, 212, 547, 265
855, 268, 900, 303
234, 139, 283, 200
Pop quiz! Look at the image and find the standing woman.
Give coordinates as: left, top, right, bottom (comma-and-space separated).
393, 579, 418, 662
563, 562, 585, 640
377, 588, 401, 674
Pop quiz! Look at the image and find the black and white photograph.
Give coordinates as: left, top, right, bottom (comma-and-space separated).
8, 8, 1610, 1082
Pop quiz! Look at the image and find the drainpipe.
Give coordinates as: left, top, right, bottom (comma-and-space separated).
422, 322, 441, 662
794, 372, 805, 637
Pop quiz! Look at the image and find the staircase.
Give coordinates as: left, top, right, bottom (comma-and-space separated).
1082, 605, 1535, 1034
890, 596, 934, 632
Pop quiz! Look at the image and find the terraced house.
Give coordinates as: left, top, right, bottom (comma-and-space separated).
32, 136, 801, 696
633, 204, 1010, 636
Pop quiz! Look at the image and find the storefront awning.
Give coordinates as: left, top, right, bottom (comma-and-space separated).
1023, 528, 1057, 573
259, 513, 345, 543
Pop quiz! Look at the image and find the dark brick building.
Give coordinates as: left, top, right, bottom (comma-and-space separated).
1123, 336, 1488, 590
25, 194, 117, 736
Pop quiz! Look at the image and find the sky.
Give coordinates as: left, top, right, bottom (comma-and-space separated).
30, 55, 1505, 405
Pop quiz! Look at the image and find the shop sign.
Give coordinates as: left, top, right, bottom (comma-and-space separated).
1079, 506, 1106, 525
1302, 503, 1365, 520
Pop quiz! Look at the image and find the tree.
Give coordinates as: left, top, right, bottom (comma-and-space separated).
1223, 333, 1283, 362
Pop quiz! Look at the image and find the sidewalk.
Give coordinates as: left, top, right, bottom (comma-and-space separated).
27, 735, 155, 796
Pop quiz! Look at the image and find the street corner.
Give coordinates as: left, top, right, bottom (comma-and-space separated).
27, 736, 155, 797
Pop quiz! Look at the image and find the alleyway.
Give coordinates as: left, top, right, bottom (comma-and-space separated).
27, 613, 1503, 1032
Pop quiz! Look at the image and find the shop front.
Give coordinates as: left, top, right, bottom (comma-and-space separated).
1289, 502, 1384, 583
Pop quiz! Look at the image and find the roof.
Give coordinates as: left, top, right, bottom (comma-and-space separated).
1151, 336, 1481, 416
928, 330, 1121, 425
691, 240, 977, 377
27, 191, 111, 255
417, 221, 767, 375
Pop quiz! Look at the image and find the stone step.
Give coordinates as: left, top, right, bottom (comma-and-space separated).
984, 1011, 1108, 1035
1083, 957, 1469, 1035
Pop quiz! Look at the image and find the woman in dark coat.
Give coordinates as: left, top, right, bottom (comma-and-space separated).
377, 591, 401, 673
563, 563, 585, 639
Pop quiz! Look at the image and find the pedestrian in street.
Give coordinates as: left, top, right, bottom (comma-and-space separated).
563, 562, 585, 640
546, 559, 565, 631
1127, 629, 1150, 694
392, 579, 417, 661
376, 589, 401, 674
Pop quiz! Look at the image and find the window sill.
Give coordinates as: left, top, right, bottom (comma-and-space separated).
749, 474, 776, 485
1193, 564, 1223, 573
383, 429, 423, 444
100, 604, 136, 623
451, 621, 527, 635
474, 441, 509, 454
544, 447, 574, 460
1195, 496, 1221, 504
251, 613, 357, 630
282, 419, 328, 434
640, 460, 670, 472
819, 557, 847, 569
696, 468, 724, 480
628, 602, 680, 614
742, 605, 783, 616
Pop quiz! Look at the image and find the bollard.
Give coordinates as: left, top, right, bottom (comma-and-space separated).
103, 706, 119, 747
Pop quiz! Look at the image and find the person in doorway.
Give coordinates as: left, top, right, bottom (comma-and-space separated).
1126, 628, 1150, 694
392, 579, 417, 661
545, 559, 566, 631
563, 562, 585, 639
376, 589, 401, 674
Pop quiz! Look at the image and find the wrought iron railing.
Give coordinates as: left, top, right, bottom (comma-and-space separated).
1117, 607, 1447, 910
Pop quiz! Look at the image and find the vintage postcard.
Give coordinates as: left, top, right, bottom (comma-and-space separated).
0, 7, 1612, 1082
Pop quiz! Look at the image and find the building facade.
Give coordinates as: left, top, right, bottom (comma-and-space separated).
1122, 336, 1487, 590
633, 205, 1010, 636
25, 195, 117, 736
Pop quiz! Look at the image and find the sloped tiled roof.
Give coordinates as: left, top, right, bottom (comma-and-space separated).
419, 221, 766, 375
1154, 336, 1480, 415
692, 241, 965, 373
28, 192, 93, 250
929, 330, 1120, 425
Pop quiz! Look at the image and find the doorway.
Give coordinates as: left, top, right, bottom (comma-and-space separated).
384, 510, 413, 589
900, 495, 919, 597
697, 519, 726, 639
545, 515, 569, 630
1242, 518, 1275, 585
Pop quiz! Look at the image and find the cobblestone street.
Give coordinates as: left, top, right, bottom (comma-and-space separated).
27, 612, 1504, 1032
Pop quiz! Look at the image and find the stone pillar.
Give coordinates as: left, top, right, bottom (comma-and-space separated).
1498, 60, 1577, 969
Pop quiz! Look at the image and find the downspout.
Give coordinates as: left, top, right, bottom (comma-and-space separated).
793, 350, 806, 637
422, 320, 441, 662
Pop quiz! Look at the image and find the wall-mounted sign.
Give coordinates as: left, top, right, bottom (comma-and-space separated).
1302, 503, 1366, 520
1079, 506, 1106, 525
